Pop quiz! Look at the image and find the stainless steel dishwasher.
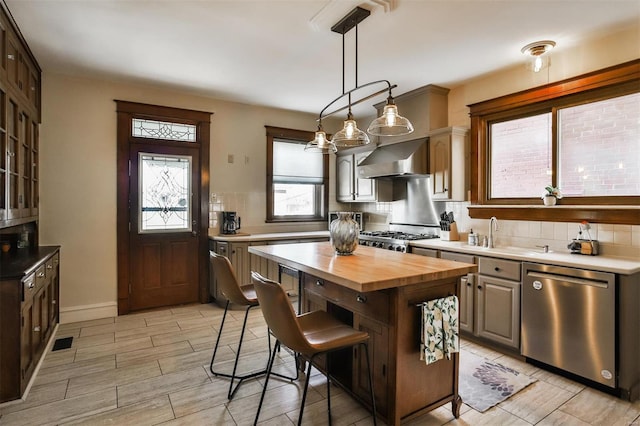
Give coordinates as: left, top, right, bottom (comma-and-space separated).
521, 262, 616, 387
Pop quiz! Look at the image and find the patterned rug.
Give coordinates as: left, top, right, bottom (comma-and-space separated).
459, 351, 537, 412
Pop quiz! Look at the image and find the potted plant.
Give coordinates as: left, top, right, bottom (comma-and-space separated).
542, 186, 562, 206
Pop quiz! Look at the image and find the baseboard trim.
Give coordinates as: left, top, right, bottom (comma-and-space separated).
60, 302, 118, 324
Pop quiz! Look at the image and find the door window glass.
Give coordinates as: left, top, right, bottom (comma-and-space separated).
132, 118, 196, 142
139, 153, 191, 232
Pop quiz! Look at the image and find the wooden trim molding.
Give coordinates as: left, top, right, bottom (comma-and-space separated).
468, 59, 640, 225
467, 206, 639, 226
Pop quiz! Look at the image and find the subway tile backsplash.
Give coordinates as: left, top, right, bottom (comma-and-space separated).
207, 195, 639, 258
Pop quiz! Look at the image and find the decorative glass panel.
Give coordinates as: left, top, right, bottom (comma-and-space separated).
132, 118, 196, 142
139, 153, 191, 232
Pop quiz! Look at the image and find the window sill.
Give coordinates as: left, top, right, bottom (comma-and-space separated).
467, 205, 639, 225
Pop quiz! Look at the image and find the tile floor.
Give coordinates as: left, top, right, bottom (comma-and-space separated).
1, 303, 639, 425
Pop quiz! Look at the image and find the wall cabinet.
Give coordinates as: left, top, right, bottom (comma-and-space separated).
0, 5, 41, 228
336, 151, 391, 203
1, 247, 60, 403
428, 127, 469, 201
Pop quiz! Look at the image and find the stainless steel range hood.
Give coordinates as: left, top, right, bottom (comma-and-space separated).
357, 138, 428, 178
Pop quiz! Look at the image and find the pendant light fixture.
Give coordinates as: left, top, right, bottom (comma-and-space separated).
521, 40, 556, 73
305, 6, 414, 153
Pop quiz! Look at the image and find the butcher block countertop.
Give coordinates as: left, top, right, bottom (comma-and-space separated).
249, 241, 476, 293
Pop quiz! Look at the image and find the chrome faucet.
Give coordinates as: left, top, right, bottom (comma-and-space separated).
488, 216, 498, 248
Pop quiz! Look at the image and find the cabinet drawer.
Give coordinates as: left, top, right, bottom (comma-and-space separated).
35, 264, 46, 288
441, 251, 475, 264
303, 275, 389, 324
22, 273, 36, 303
479, 257, 521, 281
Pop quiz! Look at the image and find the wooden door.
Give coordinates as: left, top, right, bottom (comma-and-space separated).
128, 144, 200, 311
116, 101, 211, 314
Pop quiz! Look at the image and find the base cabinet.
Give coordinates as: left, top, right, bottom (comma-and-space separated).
476, 257, 521, 349
1, 248, 60, 403
210, 237, 329, 305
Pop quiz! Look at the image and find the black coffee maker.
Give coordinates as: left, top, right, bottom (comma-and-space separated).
221, 211, 241, 234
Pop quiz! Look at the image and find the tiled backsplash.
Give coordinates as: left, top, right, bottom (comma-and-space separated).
209, 194, 639, 258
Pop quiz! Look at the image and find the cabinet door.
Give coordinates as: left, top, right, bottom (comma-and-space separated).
20, 296, 38, 386
354, 152, 376, 202
6, 98, 19, 220
229, 242, 250, 285
476, 275, 520, 348
336, 155, 354, 202
0, 87, 6, 222
430, 132, 451, 199
353, 314, 389, 416
212, 242, 229, 302
48, 254, 60, 326
6, 35, 20, 91
459, 274, 474, 334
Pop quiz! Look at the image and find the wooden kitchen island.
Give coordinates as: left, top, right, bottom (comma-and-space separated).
249, 241, 477, 425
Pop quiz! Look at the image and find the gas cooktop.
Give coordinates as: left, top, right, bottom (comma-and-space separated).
359, 231, 439, 252
359, 231, 440, 241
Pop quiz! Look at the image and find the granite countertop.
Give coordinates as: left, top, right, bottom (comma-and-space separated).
249, 241, 476, 293
410, 239, 640, 275
210, 230, 330, 242
0, 246, 60, 280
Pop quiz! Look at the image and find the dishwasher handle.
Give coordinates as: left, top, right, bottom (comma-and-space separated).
527, 271, 609, 289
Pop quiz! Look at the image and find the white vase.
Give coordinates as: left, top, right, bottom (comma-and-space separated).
329, 212, 359, 255
543, 195, 557, 206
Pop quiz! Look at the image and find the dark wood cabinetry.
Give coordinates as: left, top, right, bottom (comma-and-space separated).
0, 247, 60, 403
0, 3, 41, 228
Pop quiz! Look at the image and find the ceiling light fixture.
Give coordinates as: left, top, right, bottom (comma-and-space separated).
305, 6, 414, 153
521, 40, 556, 73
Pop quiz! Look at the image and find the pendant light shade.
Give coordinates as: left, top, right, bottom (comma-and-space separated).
367, 97, 414, 136
307, 6, 411, 153
304, 125, 337, 153
332, 111, 371, 147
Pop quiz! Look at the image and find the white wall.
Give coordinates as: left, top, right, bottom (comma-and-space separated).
39, 74, 338, 322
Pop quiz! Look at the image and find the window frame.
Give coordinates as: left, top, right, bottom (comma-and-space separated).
265, 125, 329, 223
468, 59, 640, 225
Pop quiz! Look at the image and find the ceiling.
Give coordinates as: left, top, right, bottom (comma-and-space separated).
6, 0, 640, 117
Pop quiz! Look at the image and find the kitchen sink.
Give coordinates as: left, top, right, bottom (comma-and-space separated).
481, 246, 553, 256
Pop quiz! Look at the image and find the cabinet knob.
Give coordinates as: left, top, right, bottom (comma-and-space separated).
315, 280, 323, 287
47, 264, 53, 270
28, 282, 35, 289
356, 294, 367, 304
52, 300, 57, 305
7, 54, 15, 61
38, 272, 45, 277
494, 267, 500, 272
33, 326, 41, 332
477, 285, 482, 290
467, 282, 472, 286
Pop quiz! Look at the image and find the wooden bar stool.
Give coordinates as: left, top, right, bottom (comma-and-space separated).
209, 252, 296, 400
251, 271, 377, 426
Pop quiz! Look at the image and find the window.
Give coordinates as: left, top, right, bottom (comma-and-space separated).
469, 59, 639, 225
266, 126, 328, 222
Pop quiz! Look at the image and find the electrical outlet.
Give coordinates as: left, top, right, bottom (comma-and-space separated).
227, 154, 234, 164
